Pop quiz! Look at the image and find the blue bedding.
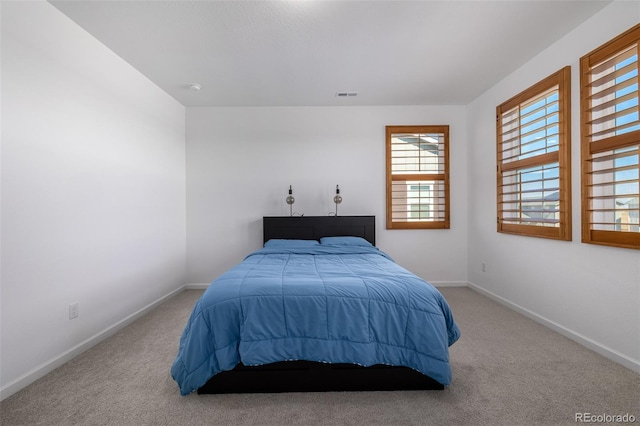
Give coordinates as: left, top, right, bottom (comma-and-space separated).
171, 245, 460, 395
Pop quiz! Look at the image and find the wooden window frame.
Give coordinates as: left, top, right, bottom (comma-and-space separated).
580, 24, 640, 249
496, 67, 572, 240
386, 125, 450, 230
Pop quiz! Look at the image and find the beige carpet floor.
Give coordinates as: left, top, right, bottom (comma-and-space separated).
1, 287, 638, 425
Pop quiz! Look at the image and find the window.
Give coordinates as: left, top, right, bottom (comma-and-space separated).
496, 67, 572, 240
386, 125, 449, 229
581, 24, 640, 249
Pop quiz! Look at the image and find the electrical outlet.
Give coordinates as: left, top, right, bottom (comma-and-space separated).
481, 262, 486, 273
69, 302, 79, 320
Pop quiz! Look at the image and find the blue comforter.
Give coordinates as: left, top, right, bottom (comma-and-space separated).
171, 246, 460, 395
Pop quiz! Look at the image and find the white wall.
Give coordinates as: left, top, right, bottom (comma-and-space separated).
466, 1, 640, 371
0, 1, 186, 399
186, 106, 468, 286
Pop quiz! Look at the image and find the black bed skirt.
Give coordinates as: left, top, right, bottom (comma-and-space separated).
197, 361, 444, 394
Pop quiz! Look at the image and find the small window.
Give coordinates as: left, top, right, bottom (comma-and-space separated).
496, 67, 572, 240
580, 24, 640, 249
385, 126, 450, 229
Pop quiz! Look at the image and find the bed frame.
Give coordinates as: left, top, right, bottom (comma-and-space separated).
197, 215, 444, 394
263, 215, 376, 245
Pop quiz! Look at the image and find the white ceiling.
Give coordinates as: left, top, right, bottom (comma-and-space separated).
50, 0, 611, 107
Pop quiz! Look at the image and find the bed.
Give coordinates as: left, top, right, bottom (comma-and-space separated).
171, 216, 460, 395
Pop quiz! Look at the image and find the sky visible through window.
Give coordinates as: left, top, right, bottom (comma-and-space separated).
613, 53, 639, 231
514, 90, 560, 225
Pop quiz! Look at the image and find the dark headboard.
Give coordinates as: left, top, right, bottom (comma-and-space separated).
263, 216, 376, 245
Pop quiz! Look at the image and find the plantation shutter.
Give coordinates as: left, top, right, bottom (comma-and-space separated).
581, 24, 640, 249
497, 67, 571, 240
386, 125, 450, 229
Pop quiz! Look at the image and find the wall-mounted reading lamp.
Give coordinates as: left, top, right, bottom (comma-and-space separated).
333, 185, 342, 216
286, 185, 295, 216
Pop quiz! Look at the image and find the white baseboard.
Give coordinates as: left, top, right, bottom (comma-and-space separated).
467, 281, 640, 374
187, 282, 466, 289
430, 281, 468, 288
184, 283, 210, 290
0, 285, 186, 401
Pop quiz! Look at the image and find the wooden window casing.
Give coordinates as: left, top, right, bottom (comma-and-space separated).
386, 125, 450, 230
496, 67, 572, 240
580, 24, 640, 249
